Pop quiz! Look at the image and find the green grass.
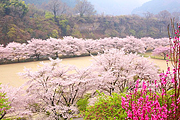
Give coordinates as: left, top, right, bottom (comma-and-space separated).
141, 52, 165, 60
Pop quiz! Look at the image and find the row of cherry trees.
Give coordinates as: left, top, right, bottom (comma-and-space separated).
0, 36, 169, 63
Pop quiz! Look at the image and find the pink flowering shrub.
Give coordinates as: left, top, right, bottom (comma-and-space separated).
121, 79, 179, 119
122, 19, 180, 119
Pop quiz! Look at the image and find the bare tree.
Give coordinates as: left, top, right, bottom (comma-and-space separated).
75, 0, 96, 17
172, 12, 180, 23
143, 12, 154, 33
155, 10, 171, 34
47, 0, 68, 20
143, 11, 154, 19
156, 10, 171, 21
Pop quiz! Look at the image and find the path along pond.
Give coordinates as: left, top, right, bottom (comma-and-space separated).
0, 56, 172, 87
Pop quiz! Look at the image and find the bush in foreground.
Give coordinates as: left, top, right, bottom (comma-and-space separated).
0, 84, 10, 119
84, 92, 127, 120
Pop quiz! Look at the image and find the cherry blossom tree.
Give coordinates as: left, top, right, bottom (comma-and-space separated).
26, 39, 51, 60
111, 37, 124, 49
97, 38, 114, 52
122, 36, 146, 54
84, 39, 99, 55
141, 37, 169, 50
5, 42, 27, 62
61, 36, 86, 56
152, 46, 170, 60
19, 58, 95, 119
155, 37, 169, 47
141, 37, 156, 50
95, 37, 125, 53
0, 45, 11, 62
46, 37, 62, 58
91, 49, 159, 95
0, 84, 33, 119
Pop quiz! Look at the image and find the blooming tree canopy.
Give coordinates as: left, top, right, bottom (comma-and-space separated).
27, 39, 50, 60
61, 36, 86, 56
122, 36, 146, 54
91, 49, 159, 95
0, 45, 10, 61
141, 37, 169, 50
46, 37, 63, 58
6, 42, 27, 62
152, 46, 170, 60
0, 84, 32, 118
19, 58, 95, 119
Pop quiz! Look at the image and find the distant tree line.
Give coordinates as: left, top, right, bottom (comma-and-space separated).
0, 0, 179, 45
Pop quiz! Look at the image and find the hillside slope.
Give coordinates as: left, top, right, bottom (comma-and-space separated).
132, 0, 180, 15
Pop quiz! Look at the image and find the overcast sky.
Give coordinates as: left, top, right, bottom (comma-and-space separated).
89, 0, 152, 15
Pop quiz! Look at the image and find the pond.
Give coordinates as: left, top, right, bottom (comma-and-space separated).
148, 58, 172, 72
0, 56, 92, 87
0, 56, 171, 87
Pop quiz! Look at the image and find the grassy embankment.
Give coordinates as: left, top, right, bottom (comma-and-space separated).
142, 51, 165, 60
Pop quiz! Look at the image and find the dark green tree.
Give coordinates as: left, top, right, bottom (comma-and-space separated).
9, 0, 29, 18
0, 0, 28, 18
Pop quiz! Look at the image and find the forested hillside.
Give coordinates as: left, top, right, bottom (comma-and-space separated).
0, 0, 179, 45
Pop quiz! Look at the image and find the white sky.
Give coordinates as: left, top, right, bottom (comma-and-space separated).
136, 0, 151, 5
89, 0, 152, 15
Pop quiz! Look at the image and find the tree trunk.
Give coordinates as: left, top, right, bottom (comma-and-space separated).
56, 52, 58, 58
0, 112, 6, 120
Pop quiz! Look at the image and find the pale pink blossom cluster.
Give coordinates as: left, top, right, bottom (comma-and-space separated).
17, 58, 96, 119
152, 46, 170, 59
91, 49, 159, 95
0, 84, 33, 118
141, 37, 169, 50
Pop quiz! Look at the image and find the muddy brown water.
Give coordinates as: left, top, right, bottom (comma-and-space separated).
0, 56, 172, 87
